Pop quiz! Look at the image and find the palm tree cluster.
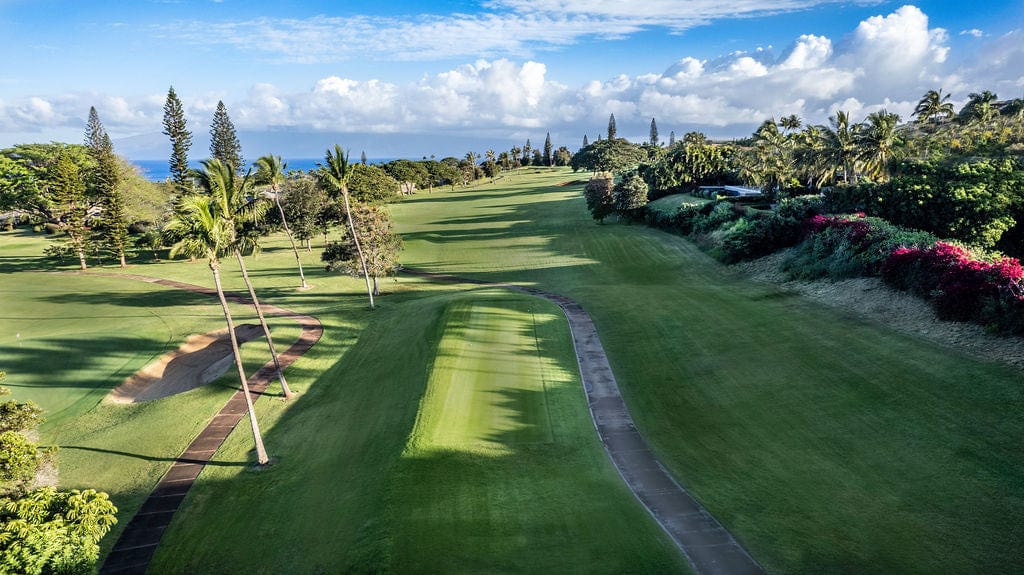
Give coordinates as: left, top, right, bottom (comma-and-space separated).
738, 87, 1023, 198
164, 158, 298, 466
742, 108, 903, 197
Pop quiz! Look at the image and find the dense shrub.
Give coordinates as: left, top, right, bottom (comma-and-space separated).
784, 214, 937, 280
583, 173, 616, 223
881, 242, 1024, 330
775, 195, 824, 221
692, 202, 741, 235
613, 173, 649, 221
717, 214, 802, 263
821, 184, 872, 214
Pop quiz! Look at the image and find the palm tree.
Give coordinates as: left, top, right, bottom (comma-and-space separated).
817, 110, 862, 185
165, 195, 270, 465
317, 145, 374, 309
254, 155, 308, 289
745, 119, 793, 198
961, 91, 998, 120
194, 159, 296, 400
857, 110, 903, 181
779, 114, 802, 134
913, 89, 955, 124
792, 125, 826, 190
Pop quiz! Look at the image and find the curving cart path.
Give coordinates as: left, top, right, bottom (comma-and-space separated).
402, 268, 765, 575
95, 274, 323, 575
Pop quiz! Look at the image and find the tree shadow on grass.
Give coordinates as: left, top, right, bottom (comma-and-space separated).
60, 445, 248, 467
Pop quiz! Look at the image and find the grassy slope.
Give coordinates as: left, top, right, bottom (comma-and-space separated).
1, 204, 686, 572
150, 287, 685, 573
646, 192, 711, 215
390, 168, 1024, 573
0, 228, 312, 550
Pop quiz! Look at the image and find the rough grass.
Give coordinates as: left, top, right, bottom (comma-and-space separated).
390, 168, 1024, 574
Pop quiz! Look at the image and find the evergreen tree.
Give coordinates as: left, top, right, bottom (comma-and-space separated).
543, 132, 553, 166
649, 118, 659, 146
162, 86, 193, 194
669, 131, 676, 147
50, 152, 90, 270
85, 107, 128, 268
582, 134, 589, 148
209, 101, 243, 173
361, 150, 368, 165
522, 139, 532, 166
608, 113, 617, 139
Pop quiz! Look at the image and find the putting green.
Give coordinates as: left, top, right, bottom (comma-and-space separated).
414, 298, 555, 449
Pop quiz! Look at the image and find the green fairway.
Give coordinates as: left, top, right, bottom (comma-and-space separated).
1, 206, 688, 573
390, 168, 1024, 573
148, 288, 686, 573
413, 298, 554, 448
5, 167, 1023, 573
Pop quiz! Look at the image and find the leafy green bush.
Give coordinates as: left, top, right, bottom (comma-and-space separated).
717, 214, 802, 263
775, 195, 824, 221
583, 173, 616, 223
783, 214, 937, 280
692, 202, 740, 235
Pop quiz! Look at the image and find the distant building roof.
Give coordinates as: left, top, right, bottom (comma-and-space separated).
698, 185, 763, 197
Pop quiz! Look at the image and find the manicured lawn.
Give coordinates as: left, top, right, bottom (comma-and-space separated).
1, 206, 688, 573
149, 288, 685, 573
7, 166, 1023, 573
391, 168, 1024, 573
646, 192, 711, 215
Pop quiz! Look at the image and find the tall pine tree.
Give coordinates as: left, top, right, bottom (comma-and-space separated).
649, 117, 659, 146
162, 86, 193, 195
669, 130, 676, 147
543, 132, 553, 166
51, 151, 90, 270
582, 134, 589, 148
209, 101, 243, 174
607, 113, 617, 139
85, 107, 128, 268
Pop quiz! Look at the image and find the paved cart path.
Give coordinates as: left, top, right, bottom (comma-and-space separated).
95, 274, 323, 575
403, 268, 765, 575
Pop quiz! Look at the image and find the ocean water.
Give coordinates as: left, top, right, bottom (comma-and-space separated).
133, 157, 396, 182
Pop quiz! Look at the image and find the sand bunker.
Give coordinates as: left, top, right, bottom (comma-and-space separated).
108, 324, 265, 403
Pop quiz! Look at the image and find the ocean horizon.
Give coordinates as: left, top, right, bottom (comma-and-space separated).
133, 157, 399, 182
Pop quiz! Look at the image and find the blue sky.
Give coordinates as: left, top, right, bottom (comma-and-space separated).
1, 0, 1021, 159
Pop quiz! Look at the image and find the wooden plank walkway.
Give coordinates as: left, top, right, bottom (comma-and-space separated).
96, 274, 322, 575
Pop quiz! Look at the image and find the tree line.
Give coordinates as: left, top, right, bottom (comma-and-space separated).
574, 91, 1024, 255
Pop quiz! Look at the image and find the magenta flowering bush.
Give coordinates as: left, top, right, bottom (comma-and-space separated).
803, 214, 871, 243
881, 241, 1024, 330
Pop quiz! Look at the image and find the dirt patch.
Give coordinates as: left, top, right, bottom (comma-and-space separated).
107, 324, 265, 403
734, 250, 1024, 371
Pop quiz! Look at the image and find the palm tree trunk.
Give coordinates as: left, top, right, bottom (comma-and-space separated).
273, 190, 308, 289
234, 250, 295, 400
341, 187, 374, 309
211, 261, 269, 465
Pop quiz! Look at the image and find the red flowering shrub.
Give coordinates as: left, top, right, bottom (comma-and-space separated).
803, 214, 871, 244
881, 241, 1024, 329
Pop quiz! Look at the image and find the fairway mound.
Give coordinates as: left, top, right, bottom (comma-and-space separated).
108, 324, 264, 403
